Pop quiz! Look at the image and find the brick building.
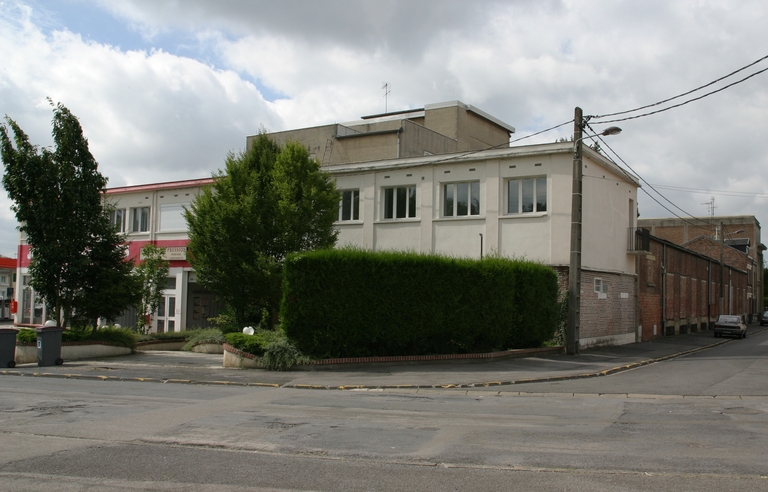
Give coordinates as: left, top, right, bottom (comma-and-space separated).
636, 229, 751, 341
638, 216, 763, 319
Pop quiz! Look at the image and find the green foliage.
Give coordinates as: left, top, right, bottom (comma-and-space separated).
261, 337, 310, 371
281, 249, 560, 358
185, 134, 338, 327
16, 326, 137, 348
544, 293, 568, 347
16, 328, 36, 344
136, 331, 187, 342
182, 328, 225, 351
224, 329, 282, 356
1, 102, 139, 328
224, 328, 308, 370
133, 244, 170, 334
207, 307, 252, 334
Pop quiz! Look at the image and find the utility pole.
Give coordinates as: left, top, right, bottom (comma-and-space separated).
567, 107, 583, 355
719, 221, 725, 315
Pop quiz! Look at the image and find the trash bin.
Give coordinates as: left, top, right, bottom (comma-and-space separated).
0, 328, 17, 368
35, 325, 64, 366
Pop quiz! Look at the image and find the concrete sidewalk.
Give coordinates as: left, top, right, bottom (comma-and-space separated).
2, 327, 763, 390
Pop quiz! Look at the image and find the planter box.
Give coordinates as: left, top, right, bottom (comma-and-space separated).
15, 342, 132, 364
222, 343, 264, 369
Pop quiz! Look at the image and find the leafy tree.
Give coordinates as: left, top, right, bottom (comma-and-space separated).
133, 244, 170, 334
185, 134, 339, 327
1, 101, 137, 327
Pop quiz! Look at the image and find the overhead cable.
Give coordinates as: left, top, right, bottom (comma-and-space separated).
591, 54, 768, 120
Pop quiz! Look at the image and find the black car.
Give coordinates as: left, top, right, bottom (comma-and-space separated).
761, 311, 768, 326
714, 315, 747, 339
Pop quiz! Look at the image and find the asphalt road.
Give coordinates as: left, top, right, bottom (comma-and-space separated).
1, 329, 767, 491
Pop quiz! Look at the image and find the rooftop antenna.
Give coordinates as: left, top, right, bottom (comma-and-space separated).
382, 82, 390, 113
702, 196, 715, 218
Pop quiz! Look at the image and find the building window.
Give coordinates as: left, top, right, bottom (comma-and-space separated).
383, 185, 416, 219
508, 177, 547, 214
594, 278, 608, 294
131, 207, 150, 232
160, 203, 188, 231
444, 181, 480, 217
338, 189, 360, 221
110, 209, 126, 232
0, 275, 7, 285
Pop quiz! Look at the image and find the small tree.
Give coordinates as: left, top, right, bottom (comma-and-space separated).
1, 102, 138, 327
133, 244, 169, 334
185, 134, 339, 328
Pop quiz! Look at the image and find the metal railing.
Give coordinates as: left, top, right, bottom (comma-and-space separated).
628, 227, 651, 253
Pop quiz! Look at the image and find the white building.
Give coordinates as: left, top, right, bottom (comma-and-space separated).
14, 101, 641, 347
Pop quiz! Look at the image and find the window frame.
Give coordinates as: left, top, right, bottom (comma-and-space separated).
443, 181, 481, 217
159, 203, 189, 232
110, 208, 126, 233
382, 185, 417, 220
338, 189, 360, 222
131, 207, 150, 233
507, 176, 547, 215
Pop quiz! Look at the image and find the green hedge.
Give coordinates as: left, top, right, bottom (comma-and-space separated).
281, 249, 560, 358
16, 326, 137, 349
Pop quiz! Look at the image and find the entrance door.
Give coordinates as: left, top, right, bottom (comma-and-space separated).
156, 295, 176, 333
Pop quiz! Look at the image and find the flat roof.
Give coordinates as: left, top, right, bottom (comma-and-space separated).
106, 177, 214, 194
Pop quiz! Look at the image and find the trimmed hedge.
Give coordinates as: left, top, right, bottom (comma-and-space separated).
281, 249, 560, 358
16, 326, 137, 349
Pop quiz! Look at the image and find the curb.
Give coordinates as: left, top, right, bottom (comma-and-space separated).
1, 330, 760, 390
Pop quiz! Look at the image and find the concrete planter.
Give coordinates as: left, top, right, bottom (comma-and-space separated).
222, 343, 264, 369
15, 342, 132, 364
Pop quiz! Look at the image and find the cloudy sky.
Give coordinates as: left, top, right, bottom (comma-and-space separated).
1, 0, 767, 258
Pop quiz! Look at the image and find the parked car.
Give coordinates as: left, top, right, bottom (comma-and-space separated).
761, 311, 768, 326
714, 315, 747, 339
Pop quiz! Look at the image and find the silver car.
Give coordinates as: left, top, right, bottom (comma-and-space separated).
714, 315, 747, 339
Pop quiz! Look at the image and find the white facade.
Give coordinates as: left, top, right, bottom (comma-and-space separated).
330, 142, 638, 272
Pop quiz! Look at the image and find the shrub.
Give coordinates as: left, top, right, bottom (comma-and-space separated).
281, 249, 559, 359
17, 326, 137, 348
182, 328, 225, 351
16, 328, 36, 344
225, 329, 308, 370
261, 337, 310, 371
224, 329, 280, 357
136, 331, 187, 342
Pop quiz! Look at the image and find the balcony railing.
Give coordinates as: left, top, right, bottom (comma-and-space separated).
628, 227, 651, 254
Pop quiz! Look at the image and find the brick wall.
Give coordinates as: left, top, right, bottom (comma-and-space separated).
637, 236, 749, 340
552, 265, 636, 347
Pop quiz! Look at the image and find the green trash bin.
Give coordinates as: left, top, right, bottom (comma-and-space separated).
35, 326, 64, 366
0, 328, 17, 368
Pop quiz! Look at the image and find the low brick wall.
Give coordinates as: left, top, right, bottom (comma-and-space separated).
222, 343, 263, 368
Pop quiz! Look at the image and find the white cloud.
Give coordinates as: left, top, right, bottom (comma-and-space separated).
2, 0, 768, 258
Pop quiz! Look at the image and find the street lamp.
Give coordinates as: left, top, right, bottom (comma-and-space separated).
566, 108, 622, 355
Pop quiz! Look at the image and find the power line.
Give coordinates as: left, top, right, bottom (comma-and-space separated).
587, 126, 715, 230
591, 54, 768, 120
590, 65, 768, 125
649, 183, 768, 199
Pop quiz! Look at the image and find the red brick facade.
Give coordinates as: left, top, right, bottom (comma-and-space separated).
636, 235, 748, 340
